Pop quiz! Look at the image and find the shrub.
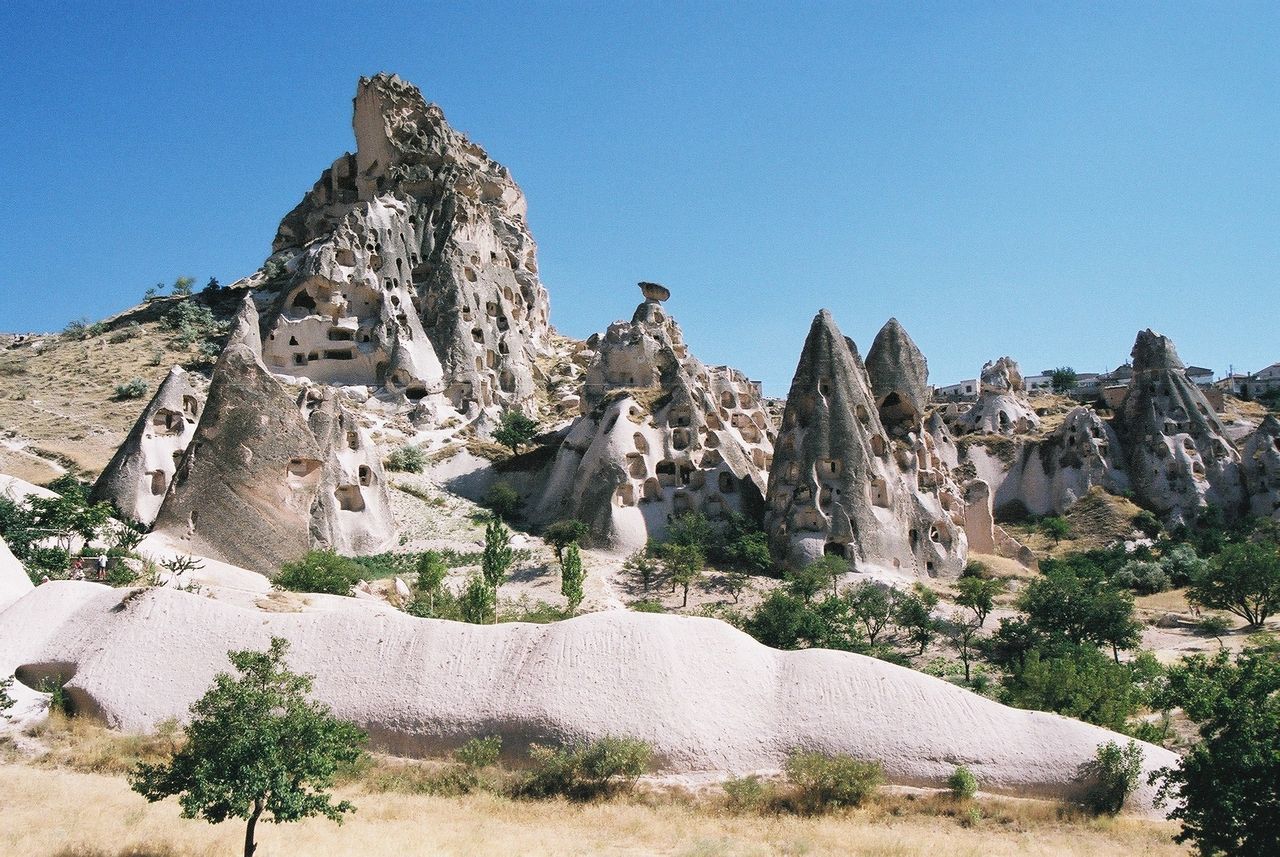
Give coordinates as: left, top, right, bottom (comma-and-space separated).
1085, 740, 1143, 815
385, 444, 425, 473
722, 774, 773, 813
947, 765, 978, 799
1197, 614, 1231, 639
493, 409, 539, 454
1133, 510, 1162, 538
275, 551, 363, 595
1118, 560, 1169, 595
519, 736, 652, 800
784, 750, 883, 813
455, 735, 502, 769
483, 481, 521, 520
114, 377, 149, 400
459, 572, 495, 624
629, 599, 665, 613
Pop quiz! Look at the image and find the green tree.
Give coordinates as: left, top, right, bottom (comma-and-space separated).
493, 409, 538, 455
482, 481, 521, 521
1187, 540, 1280, 628
1001, 644, 1148, 730
544, 519, 589, 563
1086, 740, 1144, 815
893, 585, 939, 655
408, 551, 448, 616
130, 638, 366, 857
561, 542, 585, 612
846, 581, 895, 646
661, 543, 704, 607
623, 549, 661, 594
1019, 560, 1141, 661
481, 517, 514, 591
666, 511, 715, 552
276, 551, 363, 596
720, 570, 750, 603
1039, 516, 1072, 544
460, 572, 496, 624
171, 275, 196, 297
1050, 367, 1078, 394
955, 575, 1006, 626
948, 616, 984, 683
1151, 648, 1280, 855
784, 562, 829, 603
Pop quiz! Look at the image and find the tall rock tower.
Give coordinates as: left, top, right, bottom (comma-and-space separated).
765, 311, 965, 576
267, 73, 551, 415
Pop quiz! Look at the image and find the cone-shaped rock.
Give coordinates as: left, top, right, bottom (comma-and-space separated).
92, 367, 203, 526
268, 73, 550, 415
765, 310, 965, 575
153, 302, 394, 572
532, 284, 773, 551
865, 317, 929, 437
1116, 329, 1243, 525
1242, 415, 1280, 521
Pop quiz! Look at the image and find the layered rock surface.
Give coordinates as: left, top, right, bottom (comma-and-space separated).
92, 367, 203, 526
1116, 330, 1243, 525
0, 582, 1175, 815
532, 285, 773, 550
269, 73, 551, 415
152, 300, 394, 572
765, 311, 965, 575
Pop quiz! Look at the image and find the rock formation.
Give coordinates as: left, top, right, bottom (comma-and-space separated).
0, 536, 31, 610
152, 299, 394, 572
92, 367, 202, 526
765, 310, 965, 575
959, 357, 1040, 435
1243, 415, 1280, 521
1116, 329, 1243, 525
0, 582, 1176, 816
268, 73, 551, 416
532, 284, 773, 551
1008, 406, 1129, 516
865, 317, 930, 437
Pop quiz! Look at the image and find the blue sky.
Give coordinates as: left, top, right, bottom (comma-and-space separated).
2, 2, 1277, 394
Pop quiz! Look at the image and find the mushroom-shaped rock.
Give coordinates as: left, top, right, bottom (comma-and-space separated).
865, 317, 929, 436
638, 281, 671, 303
959, 357, 1040, 436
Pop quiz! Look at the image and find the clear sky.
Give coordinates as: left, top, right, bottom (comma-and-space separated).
2, 2, 1277, 395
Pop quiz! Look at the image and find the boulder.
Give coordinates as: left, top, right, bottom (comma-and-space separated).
1115, 329, 1244, 525
765, 310, 965, 575
92, 366, 202, 526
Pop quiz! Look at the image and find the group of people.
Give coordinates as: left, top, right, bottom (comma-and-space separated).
39, 554, 109, 585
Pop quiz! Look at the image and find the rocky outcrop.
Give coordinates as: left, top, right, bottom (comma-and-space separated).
865, 318, 930, 437
959, 357, 1039, 435
1243, 415, 1280, 521
269, 73, 551, 416
92, 367, 202, 526
0, 536, 31, 610
0, 583, 1177, 815
532, 285, 773, 551
765, 311, 965, 575
152, 301, 394, 572
1011, 407, 1129, 516
1116, 330, 1243, 525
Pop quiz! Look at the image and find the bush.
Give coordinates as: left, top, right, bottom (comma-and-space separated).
722, 774, 774, 813
1133, 509, 1163, 539
629, 599, 665, 613
947, 765, 978, 799
1117, 560, 1169, 594
275, 551, 363, 595
784, 750, 883, 813
1197, 614, 1231, 639
113, 378, 149, 400
385, 444, 425, 473
1085, 740, 1143, 815
483, 481, 521, 520
519, 736, 652, 800
455, 735, 502, 769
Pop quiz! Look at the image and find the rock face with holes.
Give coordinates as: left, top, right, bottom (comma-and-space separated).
152, 302, 394, 572
765, 310, 965, 575
1115, 330, 1244, 526
959, 357, 1040, 436
531, 284, 774, 551
269, 73, 551, 415
1241, 415, 1280, 521
865, 317, 930, 438
1008, 407, 1130, 516
92, 367, 203, 526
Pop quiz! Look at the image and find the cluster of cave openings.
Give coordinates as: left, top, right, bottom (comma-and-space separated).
152, 409, 185, 436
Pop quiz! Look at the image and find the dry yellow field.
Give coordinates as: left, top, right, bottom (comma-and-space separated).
0, 763, 1189, 857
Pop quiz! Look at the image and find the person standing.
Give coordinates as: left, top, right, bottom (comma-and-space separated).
96, 554, 108, 581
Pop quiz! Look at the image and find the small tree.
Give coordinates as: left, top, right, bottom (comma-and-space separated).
1086, 740, 1143, 815
171, 275, 196, 297
1039, 516, 1072, 544
483, 481, 521, 521
460, 572, 496, 624
0, 676, 14, 719
1050, 367, 1078, 394
661, 543, 704, 608
955, 575, 1006, 626
623, 549, 660, 594
847, 581, 895, 646
948, 616, 984, 683
894, 585, 939, 655
948, 765, 978, 800
721, 570, 750, 603
481, 517, 513, 591
561, 541, 585, 612
1187, 541, 1280, 628
130, 638, 366, 857
544, 519, 589, 563
410, 551, 448, 615
493, 409, 538, 455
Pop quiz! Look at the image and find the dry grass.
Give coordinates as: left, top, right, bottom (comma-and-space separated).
0, 716, 1190, 857
0, 762, 1190, 857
